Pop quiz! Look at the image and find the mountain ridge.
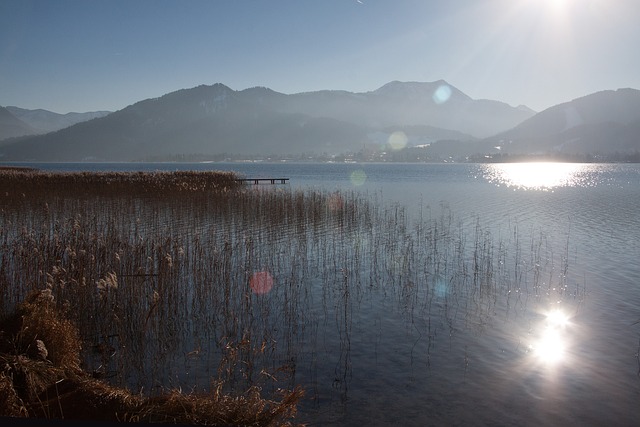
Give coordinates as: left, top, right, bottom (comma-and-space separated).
479, 88, 640, 157
0, 106, 37, 140
1, 80, 533, 161
5, 106, 111, 136
4, 81, 637, 162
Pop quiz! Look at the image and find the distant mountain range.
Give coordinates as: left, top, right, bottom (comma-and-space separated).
478, 88, 640, 157
0, 106, 110, 140
0, 106, 37, 140
0, 81, 533, 161
6, 106, 111, 134
1, 82, 638, 162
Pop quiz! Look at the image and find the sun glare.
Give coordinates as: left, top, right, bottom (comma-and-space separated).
546, 309, 569, 328
535, 329, 565, 362
546, 0, 569, 13
483, 162, 585, 190
529, 0, 572, 16
531, 309, 571, 364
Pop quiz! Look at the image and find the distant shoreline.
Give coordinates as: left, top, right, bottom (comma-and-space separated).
2, 158, 640, 168
0, 165, 38, 171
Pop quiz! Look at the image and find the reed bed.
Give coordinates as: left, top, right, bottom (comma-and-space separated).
0, 290, 304, 425
0, 169, 583, 424
1, 169, 241, 199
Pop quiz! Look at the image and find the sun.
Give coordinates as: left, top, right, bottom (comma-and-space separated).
523, 0, 572, 18
547, 0, 568, 9
543, 0, 572, 15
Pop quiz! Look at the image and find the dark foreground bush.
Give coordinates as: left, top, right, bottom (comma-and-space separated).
0, 290, 304, 426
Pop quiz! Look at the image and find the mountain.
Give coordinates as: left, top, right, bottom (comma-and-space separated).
0, 84, 369, 161
5, 106, 111, 134
480, 88, 640, 156
0, 106, 38, 140
0, 81, 534, 161
278, 80, 531, 138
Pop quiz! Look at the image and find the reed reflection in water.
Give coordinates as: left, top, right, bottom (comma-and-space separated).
0, 176, 587, 425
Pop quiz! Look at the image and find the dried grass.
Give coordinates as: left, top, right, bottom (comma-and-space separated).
139, 383, 304, 426
0, 291, 304, 425
0, 169, 242, 199
0, 168, 580, 426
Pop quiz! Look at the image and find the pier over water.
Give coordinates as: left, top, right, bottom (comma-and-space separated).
235, 178, 289, 185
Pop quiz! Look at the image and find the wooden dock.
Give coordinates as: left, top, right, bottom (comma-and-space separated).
236, 178, 289, 185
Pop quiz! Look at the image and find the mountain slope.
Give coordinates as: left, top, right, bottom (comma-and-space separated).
0, 81, 534, 161
6, 107, 111, 134
0, 106, 38, 140
276, 80, 531, 138
482, 88, 640, 155
0, 84, 370, 161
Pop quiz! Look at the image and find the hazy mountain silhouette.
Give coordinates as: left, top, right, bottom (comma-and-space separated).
0, 84, 369, 161
480, 88, 640, 156
0, 106, 37, 140
276, 80, 531, 138
5, 106, 111, 135
0, 81, 534, 161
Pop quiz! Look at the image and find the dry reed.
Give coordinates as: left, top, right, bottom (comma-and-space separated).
0, 289, 304, 425
0, 168, 583, 425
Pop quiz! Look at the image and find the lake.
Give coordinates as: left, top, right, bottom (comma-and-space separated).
4, 161, 640, 426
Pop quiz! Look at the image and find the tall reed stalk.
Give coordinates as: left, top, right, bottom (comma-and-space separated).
0, 169, 584, 422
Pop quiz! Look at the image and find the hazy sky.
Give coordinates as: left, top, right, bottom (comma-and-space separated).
1, 0, 639, 113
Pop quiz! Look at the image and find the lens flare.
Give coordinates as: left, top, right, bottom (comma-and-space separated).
388, 131, 408, 151
250, 271, 274, 295
350, 169, 367, 186
327, 193, 344, 212
434, 275, 448, 298
432, 85, 452, 104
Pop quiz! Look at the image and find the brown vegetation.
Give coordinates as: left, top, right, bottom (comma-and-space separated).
0, 290, 304, 425
0, 169, 242, 198
0, 170, 305, 425
0, 168, 580, 426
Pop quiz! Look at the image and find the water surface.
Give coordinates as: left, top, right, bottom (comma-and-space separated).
5, 161, 640, 426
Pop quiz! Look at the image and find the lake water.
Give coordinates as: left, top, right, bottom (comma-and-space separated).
5, 161, 640, 426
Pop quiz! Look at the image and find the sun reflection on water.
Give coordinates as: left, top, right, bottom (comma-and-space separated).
483, 162, 590, 190
530, 309, 571, 364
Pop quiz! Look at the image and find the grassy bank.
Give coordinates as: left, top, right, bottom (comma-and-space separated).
0, 169, 242, 198
0, 290, 303, 425
0, 168, 581, 425
0, 170, 305, 425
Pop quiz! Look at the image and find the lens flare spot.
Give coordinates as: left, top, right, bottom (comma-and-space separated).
250, 271, 274, 295
433, 85, 452, 104
434, 275, 448, 298
327, 193, 344, 212
350, 169, 367, 186
388, 131, 408, 151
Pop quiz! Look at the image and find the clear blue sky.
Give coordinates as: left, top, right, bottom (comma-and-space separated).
1, 0, 639, 113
